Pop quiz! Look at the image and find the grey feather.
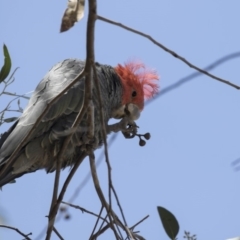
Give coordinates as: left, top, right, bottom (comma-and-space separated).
0, 59, 123, 187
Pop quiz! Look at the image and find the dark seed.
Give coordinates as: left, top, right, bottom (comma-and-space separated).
139, 139, 146, 146
143, 133, 151, 140
59, 206, 66, 212
65, 214, 71, 220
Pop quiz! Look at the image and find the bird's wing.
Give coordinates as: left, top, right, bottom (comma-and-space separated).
0, 59, 86, 163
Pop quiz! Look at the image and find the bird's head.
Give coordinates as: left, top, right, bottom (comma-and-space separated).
113, 61, 159, 120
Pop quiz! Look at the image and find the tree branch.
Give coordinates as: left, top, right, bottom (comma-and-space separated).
147, 51, 240, 105
89, 152, 120, 239
89, 205, 104, 238
61, 201, 108, 223
97, 15, 240, 90
130, 215, 149, 231
0, 224, 32, 240
46, 0, 98, 238
45, 153, 87, 240
90, 223, 111, 240
53, 227, 64, 240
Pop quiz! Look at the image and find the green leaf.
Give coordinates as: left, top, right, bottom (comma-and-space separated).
3, 117, 18, 123
0, 44, 12, 83
157, 206, 179, 240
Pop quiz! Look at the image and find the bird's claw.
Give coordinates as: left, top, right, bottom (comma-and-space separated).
121, 122, 138, 139
107, 117, 151, 147
107, 117, 137, 134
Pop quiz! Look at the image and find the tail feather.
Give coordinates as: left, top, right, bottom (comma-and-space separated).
0, 169, 24, 188
0, 121, 20, 187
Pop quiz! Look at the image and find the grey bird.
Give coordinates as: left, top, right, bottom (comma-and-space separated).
0, 59, 159, 187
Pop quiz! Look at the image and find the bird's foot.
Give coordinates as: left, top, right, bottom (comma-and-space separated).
107, 117, 151, 147
107, 117, 136, 134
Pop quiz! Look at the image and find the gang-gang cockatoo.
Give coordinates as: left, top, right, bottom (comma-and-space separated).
0, 59, 159, 187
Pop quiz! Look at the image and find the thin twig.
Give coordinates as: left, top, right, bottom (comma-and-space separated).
34, 135, 117, 240
0, 68, 19, 96
89, 206, 104, 238
94, 213, 109, 238
53, 227, 64, 240
0, 224, 32, 240
111, 185, 128, 226
61, 201, 108, 223
84, 0, 96, 140
45, 153, 87, 240
68, 134, 118, 203
89, 152, 137, 239
34, 212, 65, 240
147, 51, 240, 105
3, 91, 29, 99
90, 223, 111, 240
3, 109, 21, 113
89, 152, 120, 239
92, 63, 114, 217
5, 67, 19, 85
45, 71, 87, 238
0, 91, 29, 126
0, 96, 21, 115
131, 232, 146, 240
93, 62, 130, 239
91, 3, 127, 237
97, 15, 240, 90
45, 76, 88, 239
46, 0, 98, 236
130, 215, 149, 230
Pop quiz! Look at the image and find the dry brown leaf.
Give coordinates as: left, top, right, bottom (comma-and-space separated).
60, 0, 85, 32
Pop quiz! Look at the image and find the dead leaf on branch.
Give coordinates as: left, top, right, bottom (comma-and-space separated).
60, 0, 85, 32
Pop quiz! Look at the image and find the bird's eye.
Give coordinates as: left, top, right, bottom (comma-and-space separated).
132, 91, 137, 97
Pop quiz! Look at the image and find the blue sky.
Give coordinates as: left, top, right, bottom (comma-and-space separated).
1, 0, 240, 239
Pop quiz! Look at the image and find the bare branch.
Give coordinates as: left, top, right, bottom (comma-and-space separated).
68, 134, 118, 203
89, 152, 120, 239
92, 63, 114, 212
61, 201, 108, 223
147, 51, 240, 105
89, 206, 104, 238
3, 91, 29, 99
88, 152, 143, 239
130, 215, 149, 231
96, 214, 109, 236
111, 185, 128, 226
46, 0, 97, 235
45, 153, 87, 240
97, 15, 240, 90
131, 232, 146, 240
53, 227, 64, 240
0, 224, 32, 240
46, 78, 88, 239
90, 223, 111, 240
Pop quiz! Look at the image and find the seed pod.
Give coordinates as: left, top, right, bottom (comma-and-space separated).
59, 206, 67, 212
143, 132, 151, 140
65, 214, 71, 220
139, 139, 146, 146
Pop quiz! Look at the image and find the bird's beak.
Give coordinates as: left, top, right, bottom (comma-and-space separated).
112, 103, 141, 120
125, 103, 140, 120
